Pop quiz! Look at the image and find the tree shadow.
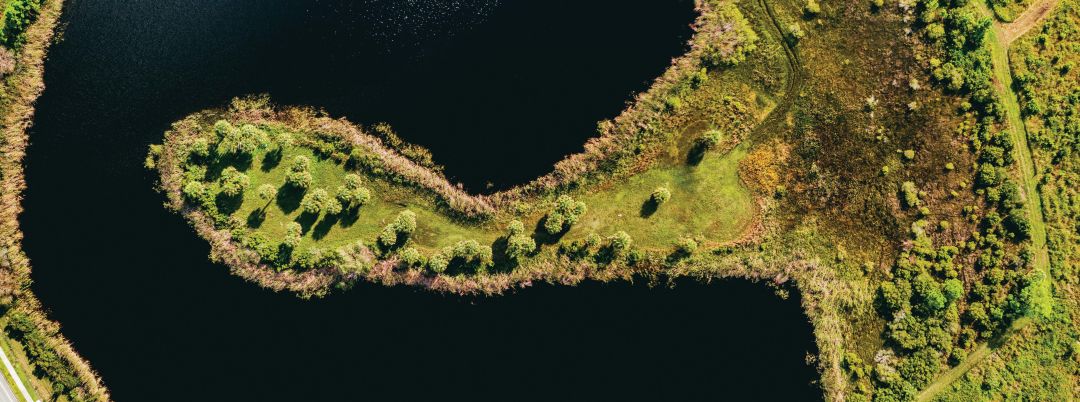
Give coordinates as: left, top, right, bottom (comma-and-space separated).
685, 142, 708, 166
261, 148, 283, 172
215, 193, 244, 215
246, 208, 267, 228
275, 184, 304, 214
294, 211, 319, 234
487, 236, 520, 273
337, 207, 361, 228
207, 152, 253, 178
639, 199, 660, 218
312, 214, 341, 240
532, 215, 567, 245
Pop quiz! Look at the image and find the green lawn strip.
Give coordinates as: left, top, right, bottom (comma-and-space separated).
916, 4, 1053, 401
230, 146, 496, 254
0, 320, 42, 402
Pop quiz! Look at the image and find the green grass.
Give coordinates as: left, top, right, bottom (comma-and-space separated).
571, 132, 754, 248
228, 146, 498, 254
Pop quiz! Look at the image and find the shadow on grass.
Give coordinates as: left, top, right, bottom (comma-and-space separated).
246, 208, 267, 228
261, 148, 283, 172
337, 207, 361, 228
312, 214, 341, 240
207, 152, 253, 178
532, 215, 566, 245
215, 192, 244, 215
275, 184, 305, 214
294, 211, 318, 234
685, 142, 708, 166
639, 199, 660, 218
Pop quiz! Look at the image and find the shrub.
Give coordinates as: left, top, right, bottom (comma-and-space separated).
452, 239, 493, 268
300, 188, 329, 214
506, 234, 536, 260
0, 0, 43, 49
285, 170, 313, 189
399, 247, 424, 267
182, 181, 206, 201
544, 195, 587, 234
1004, 208, 1031, 240
608, 231, 632, 253
392, 210, 418, 235
700, 130, 723, 150
976, 163, 999, 188
675, 237, 698, 255
651, 187, 672, 205
903, 149, 916, 160
324, 197, 343, 215
286, 157, 313, 189
257, 184, 277, 201
283, 222, 302, 249
427, 254, 449, 273
900, 181, 920, 208
218, 167, 249, 197
804, 0, 821, 16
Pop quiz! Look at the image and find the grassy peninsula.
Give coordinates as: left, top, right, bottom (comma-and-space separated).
142, 0, 1079, 401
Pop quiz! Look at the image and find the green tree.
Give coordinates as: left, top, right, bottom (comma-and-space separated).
219, 167, 249, 197
301, 188, 329, 214
609, 231, 632, 253
700, 130, 723, 150
283, 222, 302, 249
257, 184, 277, 202
651, 187, 672, 205
544, 195, 587, 234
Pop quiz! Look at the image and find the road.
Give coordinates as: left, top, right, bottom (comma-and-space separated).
0, 343, 31, 402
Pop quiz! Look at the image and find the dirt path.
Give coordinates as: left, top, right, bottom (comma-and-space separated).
915, 2, 1056, 401
998, 0, 1060, 45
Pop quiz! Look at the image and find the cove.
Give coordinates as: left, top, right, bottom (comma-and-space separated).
21, 0, 820, 400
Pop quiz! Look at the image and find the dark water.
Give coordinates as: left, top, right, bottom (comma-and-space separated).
21, 0, 821, 400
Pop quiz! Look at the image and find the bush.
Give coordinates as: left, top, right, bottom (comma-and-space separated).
700, 130, 723, 150
0, 0, 43, 49
283, 222, 302, 248
544, 195, 587, 234
300, 188, 329, 214
609, 231, 632, 253
286, 170, 313, 189
804, 0, 821, 16
675, 237, 698, 255
1004, 208, 1031, 240
900, 181, 921, 208
218, 167, 249, 197
182, 181, 206, 201
427, 254, 449, 273
651, 187, 672, 205
257, 184, 277, 201
506, 233, 536, 260
399, 247, 423, 267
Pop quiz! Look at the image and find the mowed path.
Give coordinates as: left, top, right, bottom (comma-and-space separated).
915, 1, 1059, 400
998, 0, 1060, 45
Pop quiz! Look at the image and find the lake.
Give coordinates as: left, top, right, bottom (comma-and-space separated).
21, 0, 821, 400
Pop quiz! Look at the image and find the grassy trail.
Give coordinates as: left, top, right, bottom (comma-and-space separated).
915, 2, 1055, 400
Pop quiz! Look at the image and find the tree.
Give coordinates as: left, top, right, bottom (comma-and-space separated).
900, 181, 920, 208
544, 195, 587, 235
700, 130, 723, 150
182, 181, 206, 201
675, 237, 698, 255
609, 231, 632, 253
324, 197, 343, 216
1004, 208, 1032, 240
286, 156, 313, 189
283, 222, 302, 249
427, 254, 449, 274
336, 173, 372, 208
219, 167, 249, 197
301, 188, 329, 214
392, 210, 418, 235
505, 220, 535, 260
651, 187, 672, 205
257, 184, 277, 201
